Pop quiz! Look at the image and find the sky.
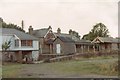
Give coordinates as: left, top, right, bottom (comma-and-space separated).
1, 0, 119, 38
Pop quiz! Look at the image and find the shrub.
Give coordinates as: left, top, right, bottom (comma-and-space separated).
82, 52, 95, 58
98, 61, 118, 75
44, 58, 51, 63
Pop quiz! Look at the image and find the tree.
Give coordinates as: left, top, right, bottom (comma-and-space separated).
69, 29, 81, 39
2, 40, 11, 51
2, 40, 11, 63
82, 23, 109, 41
0, 18, 25, 32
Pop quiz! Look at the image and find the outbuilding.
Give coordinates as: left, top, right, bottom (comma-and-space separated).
53, 36, 76, 55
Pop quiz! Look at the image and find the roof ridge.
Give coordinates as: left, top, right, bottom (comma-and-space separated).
2, 28, 38, 40
34, 28, 48, 31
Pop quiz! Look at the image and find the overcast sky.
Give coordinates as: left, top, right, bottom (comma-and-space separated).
1, 0, 119, 38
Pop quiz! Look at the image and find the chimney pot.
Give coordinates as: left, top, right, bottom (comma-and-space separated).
57, 28, 61, 34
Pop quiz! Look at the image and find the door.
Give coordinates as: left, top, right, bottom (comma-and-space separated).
56, 44, 61, 54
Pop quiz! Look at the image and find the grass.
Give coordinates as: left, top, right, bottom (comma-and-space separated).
47, 61, 100, 75
2, 63, 26, 77
42, 58, 118, 76
2, 55, 118, 78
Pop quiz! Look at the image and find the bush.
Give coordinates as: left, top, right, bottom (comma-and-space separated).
98, 61, 118, 75
82, 52, 95, 58
44, 58, 51, 63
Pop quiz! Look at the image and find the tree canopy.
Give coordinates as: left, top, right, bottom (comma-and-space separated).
69, 29, 81, 39
0, 18, 25, 32
82, 23, 109, 41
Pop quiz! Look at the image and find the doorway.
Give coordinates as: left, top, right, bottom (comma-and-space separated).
56, 44, 61, 54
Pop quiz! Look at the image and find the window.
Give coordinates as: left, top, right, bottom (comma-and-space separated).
21, 40, 32, 46
27, 40, 32, 46
21, 40, 26, 46
15, 40, 19, 47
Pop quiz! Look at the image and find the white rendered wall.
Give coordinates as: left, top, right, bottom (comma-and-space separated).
32, 51, 39, 61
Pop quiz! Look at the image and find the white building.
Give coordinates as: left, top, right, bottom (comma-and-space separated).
0, 28, 39, 62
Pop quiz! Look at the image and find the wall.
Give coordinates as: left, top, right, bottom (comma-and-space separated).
0, 36, 2, 51
39, 38, 50, 54
33, 40, 39, 50
76, 44, 92, 53
1, 35, 39, 51
53, 38, 76, 54
13, 40, 39, 51
53, 38, 64, 54
32, 51, 39, 61
98, 43, 118, 52
112, 43, 118, 50
63, 42, 76, 54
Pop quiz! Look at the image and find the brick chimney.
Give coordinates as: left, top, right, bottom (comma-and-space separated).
28, 25, 33, 35
48, 26, 52, 30
69, 29, 72, 35
57, 28, 61, 34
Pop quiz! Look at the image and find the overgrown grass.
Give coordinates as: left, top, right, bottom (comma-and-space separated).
98, 61, 118, 76
2, 55, 118, 78
2, 63, 26, 78
43, 58, 118, 76
47, 61, 100, 75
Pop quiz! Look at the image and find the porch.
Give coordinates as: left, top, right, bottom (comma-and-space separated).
2, 51, 33, 63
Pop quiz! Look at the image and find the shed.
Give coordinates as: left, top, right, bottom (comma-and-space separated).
53, 36, 76, 55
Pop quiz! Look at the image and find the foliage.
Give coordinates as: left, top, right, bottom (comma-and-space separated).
82, 23, 109, 41
1, 19, 25, 32
69, 29, 81, 39
2, 40, 11, 51
75, 50, 118, 59
44, 58, 51, 63
3, 56, 118, 78
98, 61, 118, 75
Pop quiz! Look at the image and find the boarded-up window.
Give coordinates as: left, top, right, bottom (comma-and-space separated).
21, 40, 32, 46
27, 40, 32, 46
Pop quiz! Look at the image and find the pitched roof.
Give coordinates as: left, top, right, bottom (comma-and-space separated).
1, 28, 38, 40
92, 37, 119, 43
75, 39, 92, 45
75, 39, 91, 43
57, 36, 75, 43
54, 33, 80, 41
54, 33, 71, 38
32, 28, 49, 38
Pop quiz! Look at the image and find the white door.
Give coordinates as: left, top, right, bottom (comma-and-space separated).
56, 44, 61, 54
